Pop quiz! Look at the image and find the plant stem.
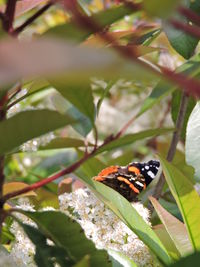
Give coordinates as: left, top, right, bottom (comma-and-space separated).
3, 0, 17, 32
153, 92, 189, 200
13, 1, 53, 35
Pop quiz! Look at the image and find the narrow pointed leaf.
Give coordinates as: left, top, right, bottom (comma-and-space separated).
95, 128, 173, 155
150, 196, 193, 256
186, 102, 200, 181
153, 224, 180, 260
159, 156, 200, 251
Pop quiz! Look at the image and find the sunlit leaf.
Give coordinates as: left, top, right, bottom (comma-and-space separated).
153, 224, 180, 260
3, 182, 36, 198
150, 196, 193, 256
0, 110, 74, 155
108, 250, 138, 267
186, 102, 200, 181
159, 156, 200, 251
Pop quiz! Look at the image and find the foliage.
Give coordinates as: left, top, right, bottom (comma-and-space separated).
0, 1, 200, 267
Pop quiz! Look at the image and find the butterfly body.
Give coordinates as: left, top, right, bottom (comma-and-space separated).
93, 160, 160, 201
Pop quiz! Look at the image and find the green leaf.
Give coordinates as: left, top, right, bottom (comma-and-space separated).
68, 106, 93, 137
16, 210, 111, 267
15, 220, 73, 267
153, 224, 180, 260
144, 0, 180, 18
170, 252, 200, 267
186, 102, 200, 181
137, 81, 174, 117
157, 142, 195, 184
108, 250, 138, 267
159, 155, 200, 251
97, 80, 114, 115
92, 182, 173, 265
0, 110, 74, 155
39, 137, 87, 150
163, 1, 198, 59
45, 5, 133, 42
95, 128, 173, 155
73, 256, 90, 267
138, 52, 200, 117
49, 79, 95, 124
171, 90, 196, 140
150, 197, 193, 256
51, 93, 93, 137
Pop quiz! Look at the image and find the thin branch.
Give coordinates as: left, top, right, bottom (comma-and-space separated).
0, 92, 7, 207
3, 0, 17, 32
178, 6, 200, 27
115, 114, 136, 139
0, 152, 92, 205
0, 156, 5, 205
13, 1, 53, 35
153, 92, 189, 200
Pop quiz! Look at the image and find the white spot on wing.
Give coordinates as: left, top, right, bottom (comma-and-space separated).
145, 166, 149, 170
135, 181, 144, 187
147, 171, 155, 179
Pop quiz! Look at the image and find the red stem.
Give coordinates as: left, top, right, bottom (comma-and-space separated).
13, 2, 53, 35
4, 0, 17, 32
1, 151, 92, 204
170, 18, 200, 39
178, 6, 200, 27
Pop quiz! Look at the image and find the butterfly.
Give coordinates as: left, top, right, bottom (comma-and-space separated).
93, 160, 160, 201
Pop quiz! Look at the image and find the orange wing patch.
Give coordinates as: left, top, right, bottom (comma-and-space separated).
117, 176, 140, 194
98, 166, 119, 177
128, 166, 140, 175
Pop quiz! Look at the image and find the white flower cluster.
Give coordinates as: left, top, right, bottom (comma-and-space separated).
9, 199, 58, 267
0, 250, 25, 267
10, 199, 36, 267
59, 188, 158, 267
